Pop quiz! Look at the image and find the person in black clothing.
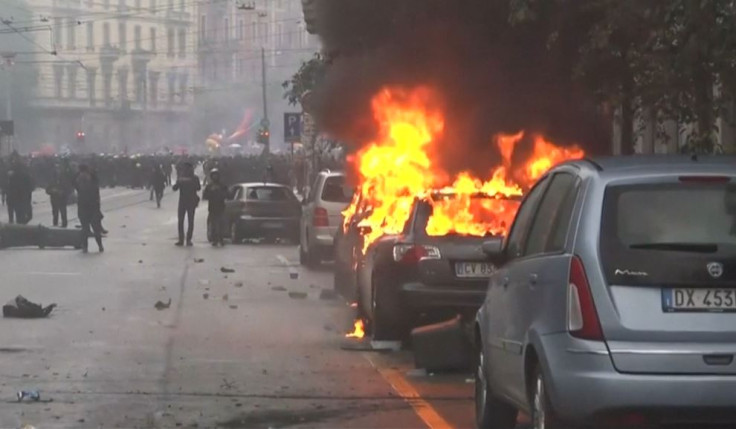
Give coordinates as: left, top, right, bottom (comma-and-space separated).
173, 162, 201, 246
6, 154, 34, 224
75, 164, 104, 253
46, 165, 73, 227
150, 164, 167, 208
202, 168, 229, 247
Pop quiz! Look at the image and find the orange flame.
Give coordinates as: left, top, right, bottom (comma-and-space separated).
343, 87, 585, 252
345, 319, 365, 339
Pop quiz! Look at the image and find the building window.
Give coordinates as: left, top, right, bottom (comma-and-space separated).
135, 0, 141, 9
87, 69, 97, 106
53, 65, 64, 98
118, 0, 126, 11
149, 72, 159, 107
179, 73, 187, 103
134, 25, 142, 50
150, 27, 156, 51
150, 0, 156, 11
86, 22, 94, 51
102, 23, 110, 46
103, 73, 112, 106
104, 0, 110, 8
260, 22, 268, 45
238, 19, 244, 40
118, 69, 128, 101
135, 72, 144, 103
179, 0, 184, 11
167, 0, 173, 10
68, 66, 77, 99
167, 72, 176, 104
199, 15, 206, 42
119, 22, 127, 51
53, 18, 62, 49
167, 28, 175, 57
224, 18, 229, 41
178, 29, 186, 57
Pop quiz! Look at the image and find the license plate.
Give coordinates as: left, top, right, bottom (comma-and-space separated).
662, 288, 736, 312
262, 222, 284, 229
455, 262, 495, 278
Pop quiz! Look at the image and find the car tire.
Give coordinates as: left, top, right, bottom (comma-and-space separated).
531, 365, 564, 429
299, 243, 308, 265
370, 271, 408, 341
475, 345, 517, 429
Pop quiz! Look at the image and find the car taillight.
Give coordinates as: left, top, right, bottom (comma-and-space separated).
313, 207, 329, 227
392, 244, 441, 265
567, 256, 604, 341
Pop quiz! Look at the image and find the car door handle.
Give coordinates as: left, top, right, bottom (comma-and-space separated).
529, 273, 538, 285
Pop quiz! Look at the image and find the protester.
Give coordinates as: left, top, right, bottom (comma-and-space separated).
150, 164, 167, 208
202, 168, 229, 247
172, 162, 201, 246
5, 153, 34, 224
75, 164, 104, 253
46, 165, 72, 227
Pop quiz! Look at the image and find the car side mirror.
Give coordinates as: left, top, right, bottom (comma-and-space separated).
482, 238, 504, 258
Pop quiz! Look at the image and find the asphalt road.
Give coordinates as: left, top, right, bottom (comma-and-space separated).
0, 187, 480, 429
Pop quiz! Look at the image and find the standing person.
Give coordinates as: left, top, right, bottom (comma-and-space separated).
6, 154, 33, 224
172, 162, 200, 246
150, 164, 167, 208
46, 165, 72, 227
75, 164, 104, 253
202, 168, 229, 247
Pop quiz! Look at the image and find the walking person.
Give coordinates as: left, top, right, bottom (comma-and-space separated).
46, 165, 72, 228
6, 154, 33, 224
202, 168, 229, 247
172, 162, 200, 246
150, 164, 167, 208
75, 164, 104, 253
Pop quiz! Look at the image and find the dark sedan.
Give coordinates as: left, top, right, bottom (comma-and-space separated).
224, 183, 301, 243
356, 193, 520, 341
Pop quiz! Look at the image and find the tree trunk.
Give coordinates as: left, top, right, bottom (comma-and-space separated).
620, 76, 635, 155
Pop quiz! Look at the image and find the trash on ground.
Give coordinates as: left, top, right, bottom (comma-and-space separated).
202, 293, 209, 300
271, 286, 287, 292
154, 299, 172, 310
3, 296, 56, 319
194, 258, 204, 263
229, 305, 238, 309
220, 267, 235, 273
17, 390, 40, 402
319, 289, 338, 301
138, 260, 143, 264
289, 272, 299, 280
222, 294, 229, 301
233, 282, 243, 288
288, 291, 308, 299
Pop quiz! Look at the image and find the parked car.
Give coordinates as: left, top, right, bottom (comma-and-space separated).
299, 170, 354, 267
333, 191, 371, 301
475, 156, 736, 429
224, 182, 301, 243
357, 192, 520, 341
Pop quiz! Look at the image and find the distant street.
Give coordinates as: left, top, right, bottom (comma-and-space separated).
0, 188, 476, 429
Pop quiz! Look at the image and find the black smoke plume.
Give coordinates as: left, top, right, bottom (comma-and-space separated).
313, 0, 610, 177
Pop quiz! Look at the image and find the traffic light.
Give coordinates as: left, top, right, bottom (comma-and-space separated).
76, 131, 85, 143
256, 127, 270, 145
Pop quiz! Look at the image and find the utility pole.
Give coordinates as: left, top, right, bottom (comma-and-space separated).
260, 46, 269, 155
2, 52, 15, 155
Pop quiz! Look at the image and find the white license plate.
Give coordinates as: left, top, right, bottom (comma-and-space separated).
262, 222, 284, 229
455, 262, 495, 278
663, 288, 736, 312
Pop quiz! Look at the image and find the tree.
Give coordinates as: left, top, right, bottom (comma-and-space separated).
282, 53, 327, 106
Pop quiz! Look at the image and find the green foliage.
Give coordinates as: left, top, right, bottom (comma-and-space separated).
282, 53, 327, 106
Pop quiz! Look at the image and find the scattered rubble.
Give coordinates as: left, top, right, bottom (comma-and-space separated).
202, 293, 209, 300
194, 258, 205, 263
233, 282, 244, 288
3, 296, 56, 319
288, 292, 308, 300
154, 299, 172, 310
271, 286, 287, 292
220, 267, 235, 273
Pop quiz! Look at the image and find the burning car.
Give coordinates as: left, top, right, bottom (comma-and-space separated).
355, 191, 521, 341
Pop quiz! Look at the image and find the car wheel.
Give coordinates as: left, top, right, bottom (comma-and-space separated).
475, 345, 517, 429
303, 237, 320, 268
370, 271, 407, 341
299, 243, 308, 265
532, 366, 564, 429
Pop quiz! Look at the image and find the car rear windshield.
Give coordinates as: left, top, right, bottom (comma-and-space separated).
410, 195, 519, 237
321, 176, 353, 203
246, 186, 293, 201
600, 182, 736, 286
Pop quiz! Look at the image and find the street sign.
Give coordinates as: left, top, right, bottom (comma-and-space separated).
284, 112, 302, 143
0, 120, 14, 136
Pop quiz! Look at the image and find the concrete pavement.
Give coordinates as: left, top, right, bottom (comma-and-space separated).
0, 188, 477, 429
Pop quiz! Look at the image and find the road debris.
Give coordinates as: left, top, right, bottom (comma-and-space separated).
271, 286, 287, 292
222, 294, 229, 301
220, 267, 235, 273
319, 289, 338, 301
220, 378, 236, 390
194, 258, 205, 263
233, 282, 244, 288
3, 296, 56, 319
289, 272, 299, 280
202, 293, 209, 300
17, 390, 40, 402
229, 305, 238, 309
154, 299, 172, 310
138, 260, 143, 264
288, 292, 308, 299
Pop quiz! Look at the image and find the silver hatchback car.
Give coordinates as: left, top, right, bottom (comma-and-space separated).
475, 156, 736, 428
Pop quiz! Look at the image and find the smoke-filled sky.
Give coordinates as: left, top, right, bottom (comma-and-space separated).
312, 0, 609, 176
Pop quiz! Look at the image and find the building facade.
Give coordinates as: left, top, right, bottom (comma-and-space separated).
19, 0, 196, 153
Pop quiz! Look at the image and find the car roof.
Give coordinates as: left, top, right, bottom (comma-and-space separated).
235, 182, 289, 188
559, 155, 736, 178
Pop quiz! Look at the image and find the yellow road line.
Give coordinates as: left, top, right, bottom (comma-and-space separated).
364, 353, 454, 429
